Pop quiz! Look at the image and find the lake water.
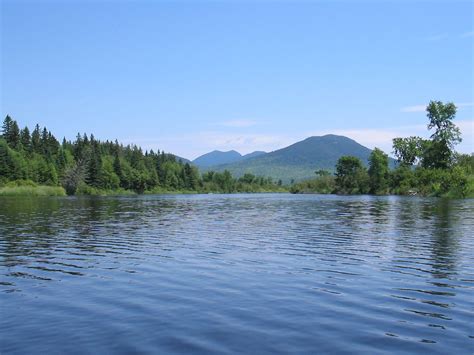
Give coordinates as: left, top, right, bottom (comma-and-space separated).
1, 194, 473, 354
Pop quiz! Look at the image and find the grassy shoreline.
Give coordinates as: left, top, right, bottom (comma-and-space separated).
0, 185, 67, 196
1, 184, 472, 198
0, 183, 288, 197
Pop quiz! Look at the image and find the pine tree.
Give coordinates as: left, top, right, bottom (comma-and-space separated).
113, 152, 122, 180
20, 126, 32, 153
8, 120, 21, 150
1, 115, 13, 138
32, 124, 41, 153
86, 143, 103, 187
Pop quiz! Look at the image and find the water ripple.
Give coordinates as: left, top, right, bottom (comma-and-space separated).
1, 194, 473, 354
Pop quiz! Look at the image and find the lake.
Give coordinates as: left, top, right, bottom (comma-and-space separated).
1, 194, 473, 354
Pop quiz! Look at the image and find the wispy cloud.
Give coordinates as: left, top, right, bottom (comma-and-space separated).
424, 31, 473, 41
309, 120, 473, 156
425, 34, 448, 41
460, 31, 474, 38
401, 102, 473, 113
127, 131, 294, 160
121, 120, 474, 160
219, 119, 258, 128
401, 105, 427, 113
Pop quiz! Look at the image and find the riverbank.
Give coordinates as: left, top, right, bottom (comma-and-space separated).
289, 175, 474, 199
0, 185, 67, 196
0, 180, 288, 197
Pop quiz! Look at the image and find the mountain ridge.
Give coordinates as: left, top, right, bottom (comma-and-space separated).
197, 134, 395, 183
193, 150, 266, 167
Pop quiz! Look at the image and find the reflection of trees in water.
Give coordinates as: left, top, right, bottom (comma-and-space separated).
0, 197, 182, 269
0, 197, 62, 267
424, 199, 459, 279
393, 197, 461, 279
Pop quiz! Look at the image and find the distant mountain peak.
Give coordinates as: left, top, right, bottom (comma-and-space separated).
198, 134, 394, 183
193, 150, 242, 167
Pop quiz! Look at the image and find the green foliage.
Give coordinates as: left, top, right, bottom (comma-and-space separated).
334, 156, 369, 194
368, 148, 389, 194
389, 166, 416, 195
290, 175, 335, 194
201, 135, 392, 183
1, 116, 284, 195
392, 136, 426, 166
0, 180, 66, 196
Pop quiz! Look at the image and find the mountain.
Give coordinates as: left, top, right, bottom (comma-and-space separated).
193, 150, 242, 167
193, 150, 267, 167
242, 151, 266, 159
172, 154, 192, 164
202, 135, 395, 183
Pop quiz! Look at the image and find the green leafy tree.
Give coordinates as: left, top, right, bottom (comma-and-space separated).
422, 101, 461, 169
392, 136, 426, 167
239, 173, 256, 184
62, 160, 86, 195
368, 148, 389, 194
315, 169, 331, 177
0, 139, 12, 181
334, 156, 369, 194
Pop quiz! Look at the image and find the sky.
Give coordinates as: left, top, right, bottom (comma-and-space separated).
1, 0, 473, 160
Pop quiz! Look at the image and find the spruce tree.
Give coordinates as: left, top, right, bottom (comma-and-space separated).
20, 127, 32, 153
8, 120, 21, 150
1, 115, 13, 138
32, 124, 41, 153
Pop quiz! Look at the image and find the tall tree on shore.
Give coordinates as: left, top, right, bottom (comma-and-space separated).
31, 124, 41, 154
334, 156, 369, 194
1, 116, 13, 139
368, 148, 389, 194
422, 101, 461, 169
20, 127, 32, 154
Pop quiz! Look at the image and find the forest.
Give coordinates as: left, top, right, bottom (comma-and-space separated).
1, 101, 472, 198
291, 101, 474, 198
0, 117, 285, 196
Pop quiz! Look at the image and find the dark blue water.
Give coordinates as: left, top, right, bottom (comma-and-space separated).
1, 194, 473, 354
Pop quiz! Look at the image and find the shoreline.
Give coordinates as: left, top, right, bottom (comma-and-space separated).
1, 185, 471, 199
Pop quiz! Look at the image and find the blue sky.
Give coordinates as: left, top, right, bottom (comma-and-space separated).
1, 0, 472, 159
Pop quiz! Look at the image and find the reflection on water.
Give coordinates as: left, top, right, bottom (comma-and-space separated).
1, 194, 473, 354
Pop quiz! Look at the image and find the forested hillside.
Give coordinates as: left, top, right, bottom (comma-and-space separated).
205, 135, 395, 183
0, 116, 284, 195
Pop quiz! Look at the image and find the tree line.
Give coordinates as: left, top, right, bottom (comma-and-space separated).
291, 101, 473, 198
0, 117, 284, 195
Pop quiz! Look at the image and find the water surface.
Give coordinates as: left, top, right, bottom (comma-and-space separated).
1, 194, 473, 354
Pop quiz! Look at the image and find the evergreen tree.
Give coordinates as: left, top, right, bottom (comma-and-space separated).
8, 120, 21, 150
1, 115, 13, 138
113, 152, 123, 181
32, 124, 41, 153
20, 126, 32, 153
86, 143, 103, 187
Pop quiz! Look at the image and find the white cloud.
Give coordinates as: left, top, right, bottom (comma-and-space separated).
125, 131, 295, 160
309, 120, 473, 156
219, 119, 258, 128
401, 102, 473, 113
121, 120, 474, 161
401, 105, 427, 113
